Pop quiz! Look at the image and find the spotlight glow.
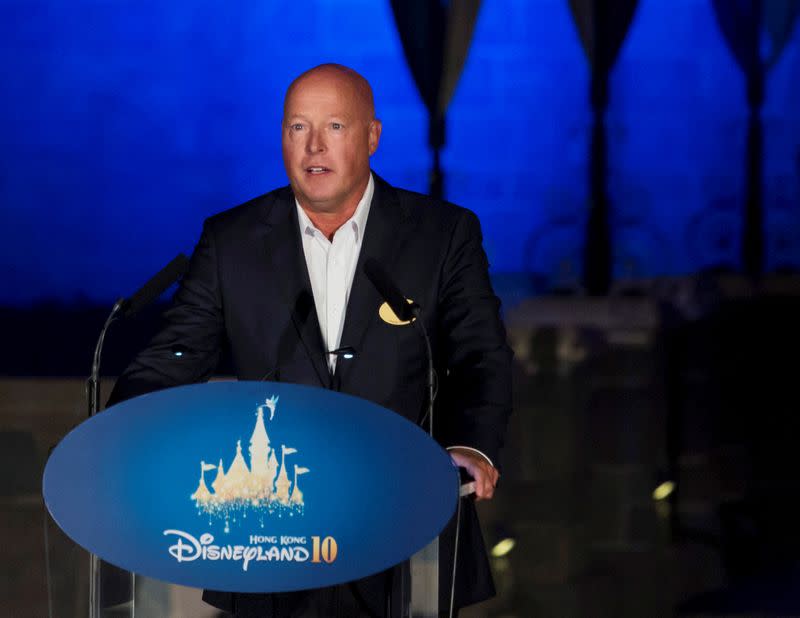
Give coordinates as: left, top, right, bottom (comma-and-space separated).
491, 537, 516, 558
652, 481, 675, 501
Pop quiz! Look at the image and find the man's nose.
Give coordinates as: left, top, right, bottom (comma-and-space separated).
306, 129, 326, 153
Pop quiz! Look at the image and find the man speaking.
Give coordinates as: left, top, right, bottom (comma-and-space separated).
108, 64, 512, 617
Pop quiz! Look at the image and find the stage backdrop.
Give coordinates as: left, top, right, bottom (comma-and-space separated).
1, 0, 799, 305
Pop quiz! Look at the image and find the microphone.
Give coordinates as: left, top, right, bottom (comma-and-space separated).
363, 259, 461, 618
363, 259, 418, 323
260, 346, 357, 381
328, 345, 356, 361
84, 253, 189, 618
87, 253, 190, 417
362, 259, 434, 435
121, 254, 190, 317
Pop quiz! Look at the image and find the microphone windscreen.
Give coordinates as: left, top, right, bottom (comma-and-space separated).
123, 254, 190, 317
363, 258, 416, 322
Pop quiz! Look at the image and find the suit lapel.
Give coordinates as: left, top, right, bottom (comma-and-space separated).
260, 189, 330, 388
335, 175, 411, 387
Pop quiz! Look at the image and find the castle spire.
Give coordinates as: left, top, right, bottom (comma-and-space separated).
191, 461, 214, 503
275, 445, 297, 504
211, 458, 226, 495
249, 404, 271, 477
221, 439, 251, 500
290, 465, 309, 505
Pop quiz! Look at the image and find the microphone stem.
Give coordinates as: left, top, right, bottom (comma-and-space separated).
86, 298, 124, 417
412, 307, 435, 437
85, 297, 125, 618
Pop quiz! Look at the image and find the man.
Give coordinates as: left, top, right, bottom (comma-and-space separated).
108, 64, 512, 616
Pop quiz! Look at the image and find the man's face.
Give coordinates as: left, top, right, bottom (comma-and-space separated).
282, 71, 381, 215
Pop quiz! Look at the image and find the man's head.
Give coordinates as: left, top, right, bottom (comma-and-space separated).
282, 64, 382, 218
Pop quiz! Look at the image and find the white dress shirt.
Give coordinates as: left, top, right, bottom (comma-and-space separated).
295, 174, 374, 371
295, 174, 493, 468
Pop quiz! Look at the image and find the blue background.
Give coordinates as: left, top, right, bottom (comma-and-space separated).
1, 0, 799, 304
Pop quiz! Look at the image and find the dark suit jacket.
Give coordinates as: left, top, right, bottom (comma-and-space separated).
108, 174, 512, 613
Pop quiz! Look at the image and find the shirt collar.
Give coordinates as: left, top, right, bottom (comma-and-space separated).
295, 173, 374, 242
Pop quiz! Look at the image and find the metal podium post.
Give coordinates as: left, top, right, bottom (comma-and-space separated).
409, 537, 439, 617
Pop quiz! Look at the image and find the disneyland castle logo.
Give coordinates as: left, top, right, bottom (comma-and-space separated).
190, 396, 309, 532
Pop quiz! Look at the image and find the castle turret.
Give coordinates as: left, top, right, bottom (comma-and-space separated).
222, 439, 251, 500
267, 449, 279, 493
191, 461, 214, 503
290, 465, 309, 505
275, 445, 296, 504
211, 458, 226, 496
249, 405, 273, 499
249, 406, 271, 476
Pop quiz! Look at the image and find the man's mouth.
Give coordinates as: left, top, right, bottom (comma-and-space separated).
306, 166, 330, 175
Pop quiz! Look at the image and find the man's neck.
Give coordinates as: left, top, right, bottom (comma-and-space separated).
300, 204, 358, 241
297, 175, 371, 241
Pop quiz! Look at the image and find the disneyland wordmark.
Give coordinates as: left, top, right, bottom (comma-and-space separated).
163, 530, 338, 572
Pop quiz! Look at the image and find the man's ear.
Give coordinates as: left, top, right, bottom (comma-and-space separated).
368, 119, 382, 156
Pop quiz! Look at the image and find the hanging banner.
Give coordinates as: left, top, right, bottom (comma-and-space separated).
43, 381, 457, 592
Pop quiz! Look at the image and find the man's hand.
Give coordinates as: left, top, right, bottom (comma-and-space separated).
448, 447, 500, 501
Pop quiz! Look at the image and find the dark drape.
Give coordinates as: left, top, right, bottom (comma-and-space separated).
711, 0, 800, 278
390, 0, 482, 199
568, 0, 639, 295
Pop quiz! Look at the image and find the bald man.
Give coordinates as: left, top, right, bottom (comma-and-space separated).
108, 64, 512, 617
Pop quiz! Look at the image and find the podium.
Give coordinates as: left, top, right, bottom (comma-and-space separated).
44, 382, 459, 616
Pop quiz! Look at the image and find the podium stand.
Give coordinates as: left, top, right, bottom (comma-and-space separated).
93, 560, 134, 617
80, 550, 442, 616
44, 382, 457, 617
78, 548, 442, 617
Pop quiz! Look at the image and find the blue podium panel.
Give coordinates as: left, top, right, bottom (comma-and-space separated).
43, 382, 457, 592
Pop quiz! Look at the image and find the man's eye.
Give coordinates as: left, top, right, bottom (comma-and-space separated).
331, 122, 342, 130
290, 123, 304, 131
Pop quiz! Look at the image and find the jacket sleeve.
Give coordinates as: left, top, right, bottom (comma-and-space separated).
435, 209, 513, 466
106, 221, 225, 407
